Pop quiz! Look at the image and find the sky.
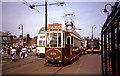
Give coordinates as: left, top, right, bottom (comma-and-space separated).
1, 0, 116, 38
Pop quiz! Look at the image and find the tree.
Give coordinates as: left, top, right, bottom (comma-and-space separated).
39, 27, 45, 34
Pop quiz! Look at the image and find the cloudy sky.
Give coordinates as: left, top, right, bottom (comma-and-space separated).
2, 0, 116, 38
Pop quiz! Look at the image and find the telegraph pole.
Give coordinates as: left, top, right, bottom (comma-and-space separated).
45, 0, 47, 31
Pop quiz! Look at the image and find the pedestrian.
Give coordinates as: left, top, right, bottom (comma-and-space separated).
1, 47, 4, 55
22, 47, 26, 59
3, 47, 7, 56
10, 47, 16, 61
7, 46, 11, 56
16, 46, 20, 56
83, 47, 86, 55
91, 47, 94, 55
28, 48, 31, 53
25, 47, 28, 58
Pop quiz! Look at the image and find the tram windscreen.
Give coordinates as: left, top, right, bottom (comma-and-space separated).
88, 40, 98, 49
39, 40, 45, 46
46, 33, 61, 47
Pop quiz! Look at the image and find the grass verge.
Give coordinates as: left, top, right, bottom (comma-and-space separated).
28, 52, 36, 56
2, 56, 21, 63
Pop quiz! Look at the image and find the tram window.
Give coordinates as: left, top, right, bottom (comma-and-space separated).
43, 41, 45, 46
47, 33, 49, 47
115, 28, 117, 48
58, 33, 61, 47
63, 33, 64, 46
50, 33, 57, 47
119, 22, 120, 51
71, 36, 73, 45
39, 40, 45, 46
39, 41, 42, 46
67, 37, 70, 44
119, 22, 120, 30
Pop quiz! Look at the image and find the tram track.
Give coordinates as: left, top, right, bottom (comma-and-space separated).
51, 66, 63, 76
3, 58, 45, 74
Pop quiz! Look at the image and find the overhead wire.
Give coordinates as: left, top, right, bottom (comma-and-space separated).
23, 0, 55, 22
53, 0, 81, 29
53, 0, 68, 13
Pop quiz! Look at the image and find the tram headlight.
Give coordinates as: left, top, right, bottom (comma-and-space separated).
46, 60, 48, 62
64, 56, 66, 58
59, 61, 62, 62
77, 48, 79, 50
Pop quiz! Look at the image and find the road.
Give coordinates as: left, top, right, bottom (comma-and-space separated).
2, 54, 101, 75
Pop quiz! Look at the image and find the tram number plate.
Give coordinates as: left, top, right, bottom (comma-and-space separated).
50, 52, 56, 55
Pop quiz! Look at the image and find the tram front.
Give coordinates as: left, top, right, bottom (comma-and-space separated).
45, 31, 65, 64
45, 24, 65, 64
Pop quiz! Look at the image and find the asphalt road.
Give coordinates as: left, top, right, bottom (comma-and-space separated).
2, 54, 102, 75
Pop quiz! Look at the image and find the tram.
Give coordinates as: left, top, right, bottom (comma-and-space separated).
86, 39, 99, 53
101, 1, 120, 76
36, 27, 45, 57
45, 17, 82, 65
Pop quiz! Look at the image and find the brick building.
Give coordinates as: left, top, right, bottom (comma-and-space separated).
0, 32, 14, 48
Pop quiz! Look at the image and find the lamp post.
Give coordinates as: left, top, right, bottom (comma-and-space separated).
18, 24, 23, 46
92, 25, 96, 39
29, 0, 66, 31
103, 4, 113, 16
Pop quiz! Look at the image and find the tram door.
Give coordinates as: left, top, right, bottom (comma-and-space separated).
65, 33, 70, 58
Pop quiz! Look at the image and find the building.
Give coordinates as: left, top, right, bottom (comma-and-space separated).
29, 36, 37, 47
0, 32, 14, 48
13, 34, 32, 47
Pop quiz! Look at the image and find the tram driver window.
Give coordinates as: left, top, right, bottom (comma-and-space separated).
67, 37, 70, 44
50, 33, 57, 47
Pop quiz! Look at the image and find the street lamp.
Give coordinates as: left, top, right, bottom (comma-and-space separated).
18, 24, 23, 46
103, 4, 113, 16
92, 25, 96, 39
29, 0, 66, 31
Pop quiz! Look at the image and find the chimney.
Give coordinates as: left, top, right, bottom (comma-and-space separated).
19, 35, 23, 37
27, 34, 30, 37
13, 36, 16, 38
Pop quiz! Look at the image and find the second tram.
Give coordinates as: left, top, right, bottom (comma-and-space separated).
86, 39, 99, 53
36, 28, 45, 57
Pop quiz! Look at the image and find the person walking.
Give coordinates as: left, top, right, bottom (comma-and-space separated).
16, 46, 20, 57
91, 47, 94, 55
3, 47, 7, 56
10, 47, 16, 61
21, 47, 26, 59
83, 47, 86, 55
7, 46, 10, 56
